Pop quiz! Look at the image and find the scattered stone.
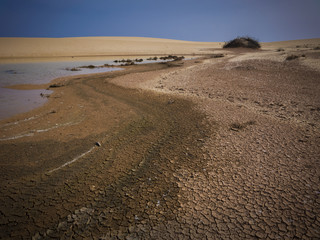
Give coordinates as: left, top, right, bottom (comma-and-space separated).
211, 54, 224, 58
40, 93, 50, 98
95, 142, 101, 147
57, 221, 68, 230
46, 229, 54, 236
32, 232, 41, 240
49, 83, 64, 88
80, 65, 96, 69
66, 67, 81, 71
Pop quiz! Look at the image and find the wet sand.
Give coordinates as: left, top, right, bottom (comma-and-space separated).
0, 42, 320, 239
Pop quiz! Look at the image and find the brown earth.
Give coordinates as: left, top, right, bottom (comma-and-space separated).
0, 45, 320, 239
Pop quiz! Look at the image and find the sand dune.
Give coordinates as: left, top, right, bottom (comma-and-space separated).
261, 38, 320, 49
1, 36, 319, 63
0, 37, 223, 62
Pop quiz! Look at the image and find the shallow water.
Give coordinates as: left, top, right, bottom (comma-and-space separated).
0, 60, 121, 120
0, 57, 181, 120
0, 88, 53, 120
0, 60, 122, 87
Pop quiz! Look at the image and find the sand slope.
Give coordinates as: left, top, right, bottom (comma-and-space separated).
0, 37, 222, 59
262, 38, 320, 49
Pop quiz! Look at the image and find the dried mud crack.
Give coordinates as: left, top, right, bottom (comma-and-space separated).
1, 49, 319, 239
0, 63, 211, 239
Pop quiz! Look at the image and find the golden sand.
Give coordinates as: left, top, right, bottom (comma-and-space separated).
0, 37, 223, 63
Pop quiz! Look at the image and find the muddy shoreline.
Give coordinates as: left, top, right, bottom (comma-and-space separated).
0, 61, 212, 239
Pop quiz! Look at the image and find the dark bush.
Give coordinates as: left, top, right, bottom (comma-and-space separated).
286, 55, 299, 61
223, 37, 261, 49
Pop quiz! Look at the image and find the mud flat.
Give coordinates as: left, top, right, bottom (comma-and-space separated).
0, 40, 320, 239
0, 61, 211, 239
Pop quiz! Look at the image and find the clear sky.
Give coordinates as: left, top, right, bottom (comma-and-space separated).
0, 0, 319, 42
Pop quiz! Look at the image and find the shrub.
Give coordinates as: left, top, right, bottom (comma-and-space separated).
277, 48, 285, 52
286, 55, 299, 61
223, 37, 261, 49
230, 121, 256, 131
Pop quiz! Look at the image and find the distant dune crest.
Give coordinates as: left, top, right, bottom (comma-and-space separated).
0, 37, 222, 59
0, 37, 319, 63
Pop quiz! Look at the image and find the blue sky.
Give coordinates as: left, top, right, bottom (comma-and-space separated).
0, 0, 319, 42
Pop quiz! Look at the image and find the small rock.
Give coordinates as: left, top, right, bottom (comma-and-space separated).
40, 93, 50, 98
46, 229, 54, 236
95, 142, 101, 147
128, 225, 135, 233
32, 232, 41, 240
49, 83, 64, 88
57, 221, 68, 230
67, 215, 73, 223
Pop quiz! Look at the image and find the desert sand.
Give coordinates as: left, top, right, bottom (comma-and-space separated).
0, 37, 319, 239
0, 37, 222, 63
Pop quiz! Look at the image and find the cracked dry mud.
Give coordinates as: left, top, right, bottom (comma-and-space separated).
1, 49, 320, 239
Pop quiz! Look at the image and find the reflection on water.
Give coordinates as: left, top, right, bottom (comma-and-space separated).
0, 60, 122, 87
0, 88, 52, 120
0, 60, 121, 120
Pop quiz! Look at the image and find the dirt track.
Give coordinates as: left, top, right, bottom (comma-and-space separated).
0, 48, 320, 239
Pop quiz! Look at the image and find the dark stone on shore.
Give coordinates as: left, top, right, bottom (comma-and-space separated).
66, 67, 81, 71
40, 93, 50, 98
80, 65, 96, 69
49, 83, 64, 88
